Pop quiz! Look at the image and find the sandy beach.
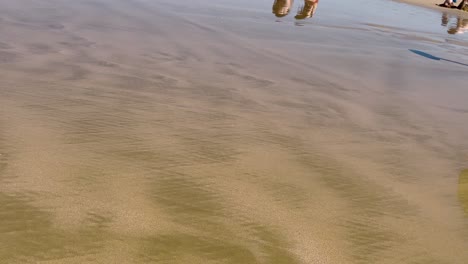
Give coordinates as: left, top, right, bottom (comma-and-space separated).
399, 0, 468, 18
1, 0, 468, 263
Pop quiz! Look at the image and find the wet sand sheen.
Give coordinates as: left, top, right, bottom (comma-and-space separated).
1, 0, 468, 263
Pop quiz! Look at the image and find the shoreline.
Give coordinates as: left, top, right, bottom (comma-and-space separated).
396, 0, 468, 18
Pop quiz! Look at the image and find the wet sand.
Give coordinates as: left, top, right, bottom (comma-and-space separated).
1, 0, 468, 263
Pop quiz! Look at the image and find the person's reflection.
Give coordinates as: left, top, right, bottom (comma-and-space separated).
441, 13, 449, 26
447, 16, 468, 34
272, 0, 293, 17
295, 0, 319, 20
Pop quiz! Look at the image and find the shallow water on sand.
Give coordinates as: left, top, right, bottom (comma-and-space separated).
1, 0, 468, 263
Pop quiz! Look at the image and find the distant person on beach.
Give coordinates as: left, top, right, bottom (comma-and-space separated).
295, 0, 319, 19
438, 0, 456, 7
437, 0, 467, 9
272, 0, 294, 17
457, 0, 468, 10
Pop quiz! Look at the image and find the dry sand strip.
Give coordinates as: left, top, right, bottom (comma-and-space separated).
1, 0, 468, 263
396, 0, 468, 18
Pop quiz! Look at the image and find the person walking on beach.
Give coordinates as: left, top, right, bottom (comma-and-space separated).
295, 0, 319, 19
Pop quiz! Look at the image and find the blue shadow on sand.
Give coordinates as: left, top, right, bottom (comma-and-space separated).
409, 49, 468, 67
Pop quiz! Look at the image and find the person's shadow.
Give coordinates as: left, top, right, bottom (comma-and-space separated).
409, 49, 468, 67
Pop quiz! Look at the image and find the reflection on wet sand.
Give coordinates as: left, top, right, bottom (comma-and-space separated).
442, 13, 468, 34
1, 0, 468, 263
295, 0, 319, 19
272, 0, 319, 20
272, 0, 294, 17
